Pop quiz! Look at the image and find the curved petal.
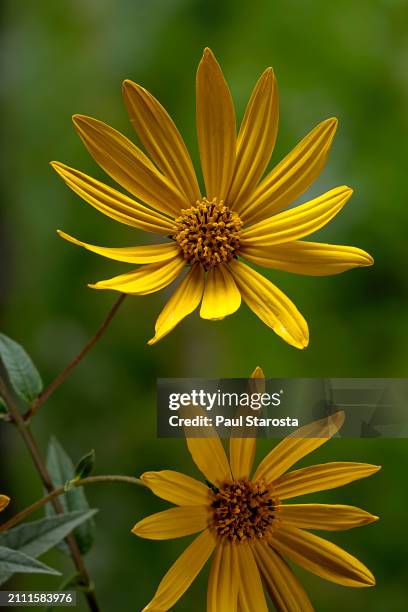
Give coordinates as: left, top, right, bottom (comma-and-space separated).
229, 68, 279, 211
229, 259, 308, 349
241, 118, 338, 224
241, 186, 353, 246
51, 162, 176, 235
241, 241, 374, 276
149, 264, 205, 344
88, 254, 185, 295
132, 506, 209, 540
123, 80, 201, 203
143, 529, 215, 611
253, 542, 314, 612
253, 411, 345, 483
196, 48, 236, 201
141, 470, 211, 506
186, 436, 232, 488
237, 544, 268, 612
274, 462, 381, 500
279, 503, 378, 531
73, 115, 187, 216
200, 264, 241, 320
0, 495, 10, 512
57, 231, 178, 264
272, 525, 376, 587
207, 541, 239, 612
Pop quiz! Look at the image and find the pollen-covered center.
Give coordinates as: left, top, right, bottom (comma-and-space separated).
174, 197, 242, 270
210, 479, 277, 543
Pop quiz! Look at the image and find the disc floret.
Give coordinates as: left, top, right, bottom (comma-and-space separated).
174, 197, 242, 270
210, 479, 278, 543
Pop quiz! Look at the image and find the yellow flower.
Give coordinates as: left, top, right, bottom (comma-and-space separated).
133, 371, 380, 611
52, 48, 373, 348
0, 495, 10, 512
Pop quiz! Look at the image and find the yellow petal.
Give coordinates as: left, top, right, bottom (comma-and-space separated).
182, 405, 232, 486
141, 470, 211, 506
228, 68, 279, 211
280, 503, 379, 531
148, 264, 204, 344
207, 541, 239, 612
51, 162, 176, 235
143, 529, 215, 611
123, 80, 201, 203
253, 411, 344, 483
274, 462, 381, 500
196, 48, 236, 201
229, 368, 264, 480
229, 259, 309, 349
241, 241, 374, 276
241, 186, 353, 246
88, 255, 185, 295
200, 264, 241, 320
272, 525, 376, 587
251, 366, 265, 379
57, 231, 179, 264
237, 544, 268, 612
253, 542, 314, 612
132, 505, 209, 540
186, 438, 232, 487
229, 436, 257, 481
73, 115, 187, 217
241, 118, 338, 224
0, 495, 10, 512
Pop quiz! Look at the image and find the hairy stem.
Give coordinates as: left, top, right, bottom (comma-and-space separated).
0, 378, 101, 612
0, 475, 145, 533
24, 294, 126, 422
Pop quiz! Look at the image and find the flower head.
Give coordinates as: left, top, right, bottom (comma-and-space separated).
0, 495, 10, 512
52, 48, 373, 348
133, 369, 380, 610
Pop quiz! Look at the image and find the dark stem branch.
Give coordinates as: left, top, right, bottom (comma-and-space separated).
0, 474, 144, 533
0, 378, 101, 612
24, 293, 126, 422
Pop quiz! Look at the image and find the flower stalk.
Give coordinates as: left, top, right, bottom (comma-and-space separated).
0, 475, 144, 533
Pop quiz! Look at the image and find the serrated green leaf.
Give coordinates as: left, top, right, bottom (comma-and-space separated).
46, 438, 95, 555
0, 333, 43, 403
0, 546, 60, 586
74, 450, 95, 480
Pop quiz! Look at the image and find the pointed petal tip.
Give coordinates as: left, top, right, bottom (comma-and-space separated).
251, 366, 265, 379
0, 495, 10, 511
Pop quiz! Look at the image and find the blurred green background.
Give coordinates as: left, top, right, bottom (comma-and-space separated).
1, 0, 407, 609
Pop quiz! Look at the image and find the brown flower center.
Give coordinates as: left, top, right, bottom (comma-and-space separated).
174, 197, 242, 270
210, 479, 277, 543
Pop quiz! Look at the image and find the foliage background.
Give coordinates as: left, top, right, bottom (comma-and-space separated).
1, 0, 407, 609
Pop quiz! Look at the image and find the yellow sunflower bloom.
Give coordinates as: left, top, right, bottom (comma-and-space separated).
0, 495, 10, 512
133, 370, 380, 611
52, 48, 373, 348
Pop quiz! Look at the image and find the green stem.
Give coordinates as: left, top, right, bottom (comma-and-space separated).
0, 378, 101, 612
0, 475, 145, 533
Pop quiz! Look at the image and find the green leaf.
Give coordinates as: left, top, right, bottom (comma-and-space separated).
46, 438, 95, 555
0, 333, 43, 403
74, 450, 95, 480
0, 546, 60, 586
0, 510, 98, 559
